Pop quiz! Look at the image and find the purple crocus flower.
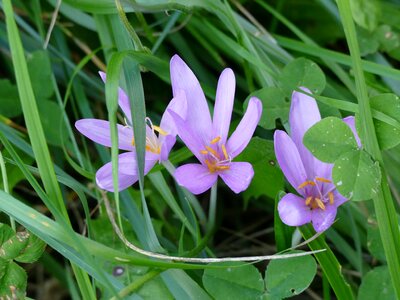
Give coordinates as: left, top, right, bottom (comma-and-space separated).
168, 55, 262, 195
75, 71, 186, 191
274, 89, 356, 232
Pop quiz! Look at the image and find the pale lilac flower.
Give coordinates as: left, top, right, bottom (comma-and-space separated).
75, 71, 186, 191
168, 55, 262, 195
275, 89, 356, 232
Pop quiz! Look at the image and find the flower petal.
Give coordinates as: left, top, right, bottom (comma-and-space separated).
159, 135, 176, 162
278, 193, 312, 227
75, 119, 134, 151
168, 109, 205, 163
219, 162, 254, 194
343, 116, 361, 147
274, 130, 307, 193
160, 90, 187, 137
174, 163, 218, 195
332, 190, 348, 207
170, 55, 212, 143
99, 71, 132, 122
226, 97, 262, 158
289, 88, 321, 178
95, 152, 158, 191
311, 204, 337, 232
95, 153, 138, 192
213, 68, 235, 143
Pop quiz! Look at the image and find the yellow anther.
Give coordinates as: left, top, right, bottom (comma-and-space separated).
205, 146, 219, 158
210, 136, 221, 144
222, 144, 229, 160
305, 196, 313, 206
216, 165, 230, 171
298, 181, 316, 189
328, 192, 334, 205
315, 198, 326, 210
315, 177, 332, 183
152, 125, 168, 136
131, 138, 135, 146
200, 150, 208, 155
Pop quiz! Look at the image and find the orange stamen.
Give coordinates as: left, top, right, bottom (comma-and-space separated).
305, 196, 313, 206
298, 181, 316, 189
210, 136, 221, 144
222, 144, 229, 160
315, 198, 326, 210
205, 146, 219, 158
329, 192, 334, 205
131, 138, 135, 146
315, 177, 332, 183
205, 159, 215, 173
145, 145, 160, 154
200, 150, 208, 155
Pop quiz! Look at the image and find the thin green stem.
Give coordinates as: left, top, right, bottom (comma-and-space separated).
207, 183, 218, 231
0, 151, 15, 231
337, 1, 400, 298
110, 270, 161, 300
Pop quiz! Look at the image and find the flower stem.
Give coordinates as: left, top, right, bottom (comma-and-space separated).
207, 183, 218, 231
337, 1, 400, 297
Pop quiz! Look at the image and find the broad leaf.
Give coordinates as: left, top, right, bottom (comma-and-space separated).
303, 117, 358, 163
236, 138, 284, 204
280, 57, 326, 96
370, 94, 400, 150
0, 80, 22, 118
246, 87, 289, 130
332, 150, 381, 201
358, 266, 396, 300
265, 251, 317, 299
203, 262, 264, 300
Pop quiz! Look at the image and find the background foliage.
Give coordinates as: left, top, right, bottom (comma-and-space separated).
1, 0, 400, 299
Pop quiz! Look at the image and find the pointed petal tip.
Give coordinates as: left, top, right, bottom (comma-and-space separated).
98, 71, 106, 82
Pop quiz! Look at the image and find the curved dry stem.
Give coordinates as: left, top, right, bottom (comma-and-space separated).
102, 191, 325, 263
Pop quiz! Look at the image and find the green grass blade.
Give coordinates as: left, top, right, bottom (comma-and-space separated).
337, 2, 400, 298
301, 225, 354, 300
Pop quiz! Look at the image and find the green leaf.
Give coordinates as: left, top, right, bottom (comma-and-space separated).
203, 262, 264, 300
27, 51, 54, 100
375, 25, 400, 53
0, 80, 22, 118
235, 138, 284, 203
332, 150, 381, 201
0, 261, 27, 298
367, 223, 386, 262
0, 224, 29, 261
279, 57, 326, 96
303, 117, 358, 163
265, 250, 316, 299
246, 87, 289, 130
358, 266, 396, 300
350, 0, 381, 31
15, 232, 46, 263
37, 100, 69, 147
369, 94, 400, 150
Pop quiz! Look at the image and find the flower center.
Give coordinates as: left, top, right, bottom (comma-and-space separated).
131, 118, 168, 154
200, 136, 231, 173
298, 177, 335, 210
